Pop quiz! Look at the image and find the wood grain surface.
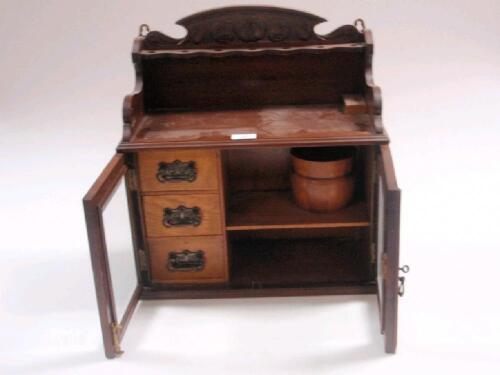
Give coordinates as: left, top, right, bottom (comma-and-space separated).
226, 190, 368, 230
148, 236, 227, 283
143, 193, 222, 237
138, 149, 219, 192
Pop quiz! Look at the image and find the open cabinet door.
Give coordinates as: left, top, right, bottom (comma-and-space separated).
83, 154, 142, 359
376, 145, 402, 353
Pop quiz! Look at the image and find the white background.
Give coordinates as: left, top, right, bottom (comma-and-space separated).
1, 0, 499, 374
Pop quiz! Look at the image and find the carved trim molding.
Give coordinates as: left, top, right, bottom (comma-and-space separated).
142, 6, 364, 49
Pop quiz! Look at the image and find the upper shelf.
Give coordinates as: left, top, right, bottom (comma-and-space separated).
119, 7, 385, 150
138, 43, 367, 59
118, 104, 388, 151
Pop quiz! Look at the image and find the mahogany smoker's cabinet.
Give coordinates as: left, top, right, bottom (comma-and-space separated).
83, 6, 407, 359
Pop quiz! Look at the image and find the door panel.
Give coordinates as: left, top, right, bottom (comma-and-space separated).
376, 145, 401, 353
376, 175, 385, 324
83, 154, 141, 359
103, 179, 138, 318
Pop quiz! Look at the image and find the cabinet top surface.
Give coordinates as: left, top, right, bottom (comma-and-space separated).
118, 104, 388, 151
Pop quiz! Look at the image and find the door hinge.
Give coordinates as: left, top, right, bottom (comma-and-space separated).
138, 248, 152, 285
138, 248, 148, 272
382, 253, 389, 279
126, 170, 138, 191
124, 153, 135, 169
370, 242, 376, 264
111, 323, 124, 355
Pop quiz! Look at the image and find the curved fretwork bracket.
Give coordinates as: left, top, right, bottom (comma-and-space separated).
142, 6, 365, 49
363, 30, 384, 133
122, 37, 144, 142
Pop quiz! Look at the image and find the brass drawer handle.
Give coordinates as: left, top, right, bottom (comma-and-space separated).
168, 250, 205, 272
156, 160, 197, 183
163, 205, 202, 227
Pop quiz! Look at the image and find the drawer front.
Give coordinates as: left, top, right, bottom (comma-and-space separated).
138, 150, 219, 192
143, 193, 222, 237
148, 236, 227, 283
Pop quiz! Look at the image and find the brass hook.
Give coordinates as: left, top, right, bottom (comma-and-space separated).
354, 19, 366, 32
139, 24, 150, 37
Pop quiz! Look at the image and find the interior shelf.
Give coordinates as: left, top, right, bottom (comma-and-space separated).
230, 237, 373, 288
226, 190, 369, 231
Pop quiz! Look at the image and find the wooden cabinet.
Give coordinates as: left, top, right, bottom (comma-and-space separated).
83, 6, 407, 359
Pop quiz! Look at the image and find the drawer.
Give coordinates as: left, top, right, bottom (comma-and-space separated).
148, 236, 227, 283
138, 149, 219, 192
143, 193, 222, 237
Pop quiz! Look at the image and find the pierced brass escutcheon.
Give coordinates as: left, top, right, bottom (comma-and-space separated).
168, 250, 205, 272
398, 276, 406, 297
163, 205, 202, 227
156, 160, 197, 183
398, 264, 410, 297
